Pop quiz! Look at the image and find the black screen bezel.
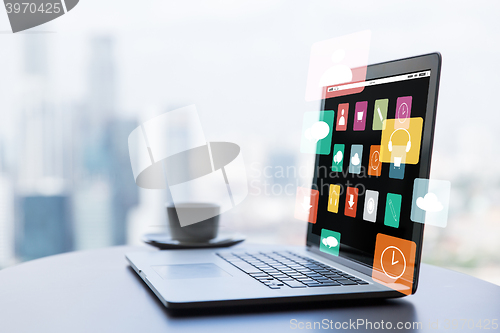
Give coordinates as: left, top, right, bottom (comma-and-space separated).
305, 52, 442, 294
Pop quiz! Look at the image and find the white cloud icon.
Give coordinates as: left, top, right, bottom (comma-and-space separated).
333, 150, 343, 164
416, 193, 443, 212
351, 153, 360, 166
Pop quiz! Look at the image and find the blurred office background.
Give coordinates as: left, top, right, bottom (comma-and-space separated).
0, 1, 499, 285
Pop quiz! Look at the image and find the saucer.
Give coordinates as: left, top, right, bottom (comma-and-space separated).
143, 233, 245, 250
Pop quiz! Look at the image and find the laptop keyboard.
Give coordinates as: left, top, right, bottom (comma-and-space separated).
217, 251, 369, 289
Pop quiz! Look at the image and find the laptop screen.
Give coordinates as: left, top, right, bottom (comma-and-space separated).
306, 55, 440, 274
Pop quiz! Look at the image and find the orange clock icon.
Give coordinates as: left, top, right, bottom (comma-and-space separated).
372, 234, 416, 295
368, 145, 381, 176
380, 246, 406, 279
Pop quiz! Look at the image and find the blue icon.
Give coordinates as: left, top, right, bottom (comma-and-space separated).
411, 179, 451, 228
349, 145, 363, 174
389, 162, 405, 179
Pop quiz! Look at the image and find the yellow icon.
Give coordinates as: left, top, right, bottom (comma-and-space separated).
328, 184, 341, 213
380, 117, 423, 165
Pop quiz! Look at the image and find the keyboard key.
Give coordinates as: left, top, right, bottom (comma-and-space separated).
299, 278, 316, 283
283, 280, 306, 288
256, 276, 273, 280
306, 264, 322, 268
324, 274, 341, 278
278, 278, 294, 281
273, 265, 287, 269
302, 280, 319, 285
260, 259, 275, 263
270, 274, 287, 279
262, 279, 280, 284
336, 279, 358, 285
225, 258, 246, 263
315, 277, 330, 282
305, 273, 323, 278
250, 273, 269, 278
219, 255, 239, 261
262, 269, 279, 274
231, 262, 262, 274
288, 272, 303, 277
318, 282, 341, 286
314, 270, 330, 274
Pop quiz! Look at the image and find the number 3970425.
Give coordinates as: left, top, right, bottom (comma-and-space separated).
5, 3, 62, 14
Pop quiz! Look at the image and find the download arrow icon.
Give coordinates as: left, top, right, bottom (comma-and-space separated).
348, 194, 354, 208
302, 196, 312, 212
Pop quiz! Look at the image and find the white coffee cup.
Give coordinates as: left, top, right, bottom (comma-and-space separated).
166, 203, 220, 243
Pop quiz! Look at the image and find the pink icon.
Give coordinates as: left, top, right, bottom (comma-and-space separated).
396, 96, 412, 129
336, 103, 349, 131
353, 101, 368, 131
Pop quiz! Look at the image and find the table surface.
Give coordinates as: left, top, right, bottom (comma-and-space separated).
0, 245, 499, 333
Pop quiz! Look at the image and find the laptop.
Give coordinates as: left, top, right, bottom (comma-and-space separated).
126, 52, 441, 309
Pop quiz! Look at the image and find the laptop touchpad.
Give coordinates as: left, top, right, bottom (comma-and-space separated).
152, 264, 231, 280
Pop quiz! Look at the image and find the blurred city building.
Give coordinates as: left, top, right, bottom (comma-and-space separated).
0, 175, 15, 267
18, 194, 72, 261
72, 36, 138, 249
15, 34, 74, 261
14, 34, 139, 261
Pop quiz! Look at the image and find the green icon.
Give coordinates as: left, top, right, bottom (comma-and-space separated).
319, 229, 341, 256
331, 144, 345, 172
372, 99, 389, 131
300, 111, 334, 155
384, 193, 402, 228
